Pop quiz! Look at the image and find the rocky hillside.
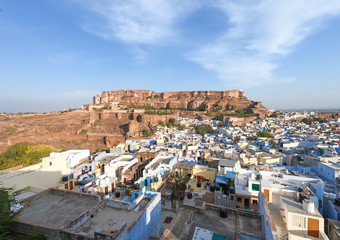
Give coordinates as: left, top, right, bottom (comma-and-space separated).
0, 89, 268, 154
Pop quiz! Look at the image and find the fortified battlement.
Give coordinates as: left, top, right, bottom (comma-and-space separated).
92, 89, 252, 111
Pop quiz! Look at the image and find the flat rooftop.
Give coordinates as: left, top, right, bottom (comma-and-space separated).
267, 193, 288, 238
281, 195, 322, 218
163, 208, 264, 240
17, 191, 99, 228
149, 157, 173, 170
76, 198, 151, 236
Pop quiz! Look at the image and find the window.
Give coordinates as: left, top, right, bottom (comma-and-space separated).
230, 195, 234, 201
49, 162, 52, 166
237, 197, 242, 203
292, 214, 306, 228
253, 200, 258, 205
252, 183, 260, 191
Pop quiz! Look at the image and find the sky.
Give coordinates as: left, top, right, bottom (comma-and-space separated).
1, 0, 340, 112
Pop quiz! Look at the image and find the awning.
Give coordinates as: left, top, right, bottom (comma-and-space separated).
216, 175, 228, 185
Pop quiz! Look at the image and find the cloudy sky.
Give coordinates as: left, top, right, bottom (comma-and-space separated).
1, 0, 340, 112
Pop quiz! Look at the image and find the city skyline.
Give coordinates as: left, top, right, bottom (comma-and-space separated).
1, 0, 340, 112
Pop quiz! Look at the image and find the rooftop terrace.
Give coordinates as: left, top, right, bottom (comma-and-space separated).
17, 189, 100, 228
76, 199, 149, 235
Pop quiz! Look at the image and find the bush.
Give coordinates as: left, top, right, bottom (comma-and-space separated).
128, 105, 156, 110
0, 143, 59, 171
257, 131, 273, 138
217, 122, 225, 128
169, 118, 175, 124
158, 120, 165, 127
144, 110, 169, 115
195, 124, 213, 135
80, 129, 88, 134
142, 129, 152, 137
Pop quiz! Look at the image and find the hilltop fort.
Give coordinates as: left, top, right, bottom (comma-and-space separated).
84, 89, 266, 113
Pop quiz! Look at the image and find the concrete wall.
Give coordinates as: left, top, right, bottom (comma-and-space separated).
11, 221, 59, 240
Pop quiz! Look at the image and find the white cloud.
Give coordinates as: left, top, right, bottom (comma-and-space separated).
190, 0, 340, 88
73, 0, 340, 88
76, 0, 200, 45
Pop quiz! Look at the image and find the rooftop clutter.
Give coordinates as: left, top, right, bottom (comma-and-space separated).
3, 111, 340, 240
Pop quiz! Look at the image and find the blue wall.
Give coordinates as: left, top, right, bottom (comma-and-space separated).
122, 193, 162, 240
258, 193, 274, 240
328, 200, 339, 221
316, 163, 336, 184
309, 181, 324, 214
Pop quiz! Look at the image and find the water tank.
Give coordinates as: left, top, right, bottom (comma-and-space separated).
329, 193, 336, 200
302, 199, 314, 214
115, 192, 121, 198
62, 176, 68, 182
220, 209, 228, 218
215, 186, 221, 191
187, 192, 193, 199
210, 186, 215, 192
197, 182, 201, 188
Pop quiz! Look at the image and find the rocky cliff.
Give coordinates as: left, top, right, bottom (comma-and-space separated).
90, 89, 266, 111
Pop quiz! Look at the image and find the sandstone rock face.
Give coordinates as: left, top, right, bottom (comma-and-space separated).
92, 89, 266, 111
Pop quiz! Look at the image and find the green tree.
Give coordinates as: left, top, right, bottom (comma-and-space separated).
314, 117, 324, 123
0, 187, 14, 240
194, 124, 213, 135
158, 120, 165, 127
166, 121, 172, 128
213, 114, 224, 121
269, 112, 278, 118
20, 232, 47, 240
217, 122, 225, 128
302, 118, 312, 125
166, 118, 176, 128
176, 124, 185, 130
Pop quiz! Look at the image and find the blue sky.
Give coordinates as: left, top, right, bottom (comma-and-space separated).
1, 0, 340, 112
